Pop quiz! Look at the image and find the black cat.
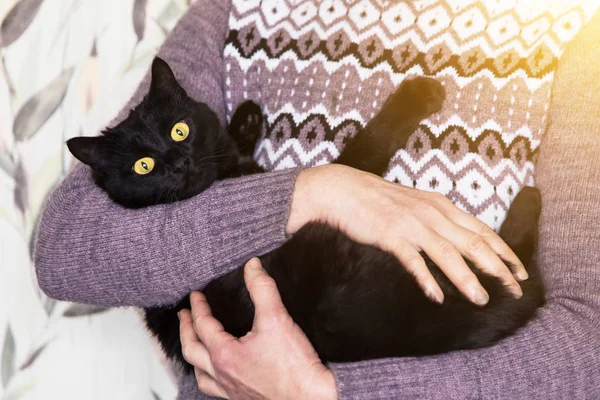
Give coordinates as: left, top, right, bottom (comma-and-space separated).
67, 58, 545, 373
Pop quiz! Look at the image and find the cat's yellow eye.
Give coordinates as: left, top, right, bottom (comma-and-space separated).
171, 122, 189, 142
133, 157, 155, 175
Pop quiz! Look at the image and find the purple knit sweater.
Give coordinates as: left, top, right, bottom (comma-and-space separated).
34, 1, 600, 399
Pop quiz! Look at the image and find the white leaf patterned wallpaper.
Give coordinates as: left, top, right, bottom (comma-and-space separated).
0, 1, 192, 399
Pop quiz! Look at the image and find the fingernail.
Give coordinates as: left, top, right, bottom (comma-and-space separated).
473, 289, 489, 306
512, 284, 524, 299
177, 311, 181, 320
249, 257, 262, 270
516, 270, 529, 281
427, 287, 444, 304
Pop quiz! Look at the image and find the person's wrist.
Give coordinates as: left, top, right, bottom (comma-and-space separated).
319, 369, 338, 400
286, 164, 336, 235
303, 369, 337, 400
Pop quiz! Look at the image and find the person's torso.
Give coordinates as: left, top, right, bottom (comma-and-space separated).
223, 0, 598, 229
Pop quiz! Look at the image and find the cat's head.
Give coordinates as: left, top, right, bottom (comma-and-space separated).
67, 57, 235, 208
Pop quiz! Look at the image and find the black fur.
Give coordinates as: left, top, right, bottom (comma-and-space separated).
69, 58, 545, 374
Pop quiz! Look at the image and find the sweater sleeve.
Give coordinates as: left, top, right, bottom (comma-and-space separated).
330, 13, 600, 400
33, 0, 302, 308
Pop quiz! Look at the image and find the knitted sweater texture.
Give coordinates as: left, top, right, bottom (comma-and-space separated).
225, 0, 598, 229
34, 1, 600, 399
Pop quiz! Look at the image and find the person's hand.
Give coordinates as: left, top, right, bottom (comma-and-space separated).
287, 164, 527, 306
179, 258, 337, 400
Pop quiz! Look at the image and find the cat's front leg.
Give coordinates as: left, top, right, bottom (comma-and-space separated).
220, 101, 266, 179
336, 77, 445, 176
379, 76, 445, 127
228, 100, 264, 158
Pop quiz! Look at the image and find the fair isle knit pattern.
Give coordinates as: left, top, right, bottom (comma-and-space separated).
223, 0, 599, 230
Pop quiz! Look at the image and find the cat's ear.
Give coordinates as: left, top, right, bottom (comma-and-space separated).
66, 136, 105, 170
149, 57, 185, 98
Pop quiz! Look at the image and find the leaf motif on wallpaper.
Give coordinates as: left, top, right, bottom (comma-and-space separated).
1, 52, 16, 97
155, 20, 169, 39
133, 0, 148, 44
152, 390, 163, 400
1, 325, 16, 388
13, 67, 74, 142
123, 48, 155, 74
156, 0, 183, 34
1, 377, 37, 400
18, 342, 48, 371
43, 297, 57, 316
13, 161, 27, 213
63, 304, 108, 318
0, 0, 45, 47
77, 40, 99, 115
0, 152, 15, 177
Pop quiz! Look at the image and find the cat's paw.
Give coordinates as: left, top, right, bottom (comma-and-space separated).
512, 186, 542, 217
229, 101, 263, 156
411, 77, 446, 115
234, 101, 263, 134
390, 77, 446, 119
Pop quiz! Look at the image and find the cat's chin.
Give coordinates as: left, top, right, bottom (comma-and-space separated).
176, 176, 217, 201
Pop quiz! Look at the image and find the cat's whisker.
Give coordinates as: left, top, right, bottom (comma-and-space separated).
199, 161, 228, 171
154, 186, 170, 206
197, 153, 230, 164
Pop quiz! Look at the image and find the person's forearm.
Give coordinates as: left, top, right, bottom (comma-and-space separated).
34, 164, 300, 307
330, 302, 600, 399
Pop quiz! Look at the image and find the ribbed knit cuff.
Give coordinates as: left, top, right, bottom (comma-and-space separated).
330, 361, 393, 400
329, 359, 441, 400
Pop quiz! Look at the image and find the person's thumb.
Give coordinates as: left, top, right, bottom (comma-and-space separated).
244, 258, 287, 328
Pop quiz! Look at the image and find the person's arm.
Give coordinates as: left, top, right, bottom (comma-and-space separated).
33, 0, 302, 308
330, 14, 600, 399
34, 164, 299, 307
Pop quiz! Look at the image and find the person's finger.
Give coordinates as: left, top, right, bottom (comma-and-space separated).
430, 217, 523, 298
179, 308, 201, 350
189, 291, 235, 351
179, 309, 216, 377
195, 368, 229, 399
243, 258, 287, 327
421, 231, 490, 306
387, 239, 444, 303
443, 206, 528, 281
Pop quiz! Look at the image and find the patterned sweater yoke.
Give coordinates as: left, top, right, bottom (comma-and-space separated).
223, 0, 599, 230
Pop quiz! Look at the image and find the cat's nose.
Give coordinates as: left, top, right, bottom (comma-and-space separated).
165, 150, 191, 174
172, 156, 191, 173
